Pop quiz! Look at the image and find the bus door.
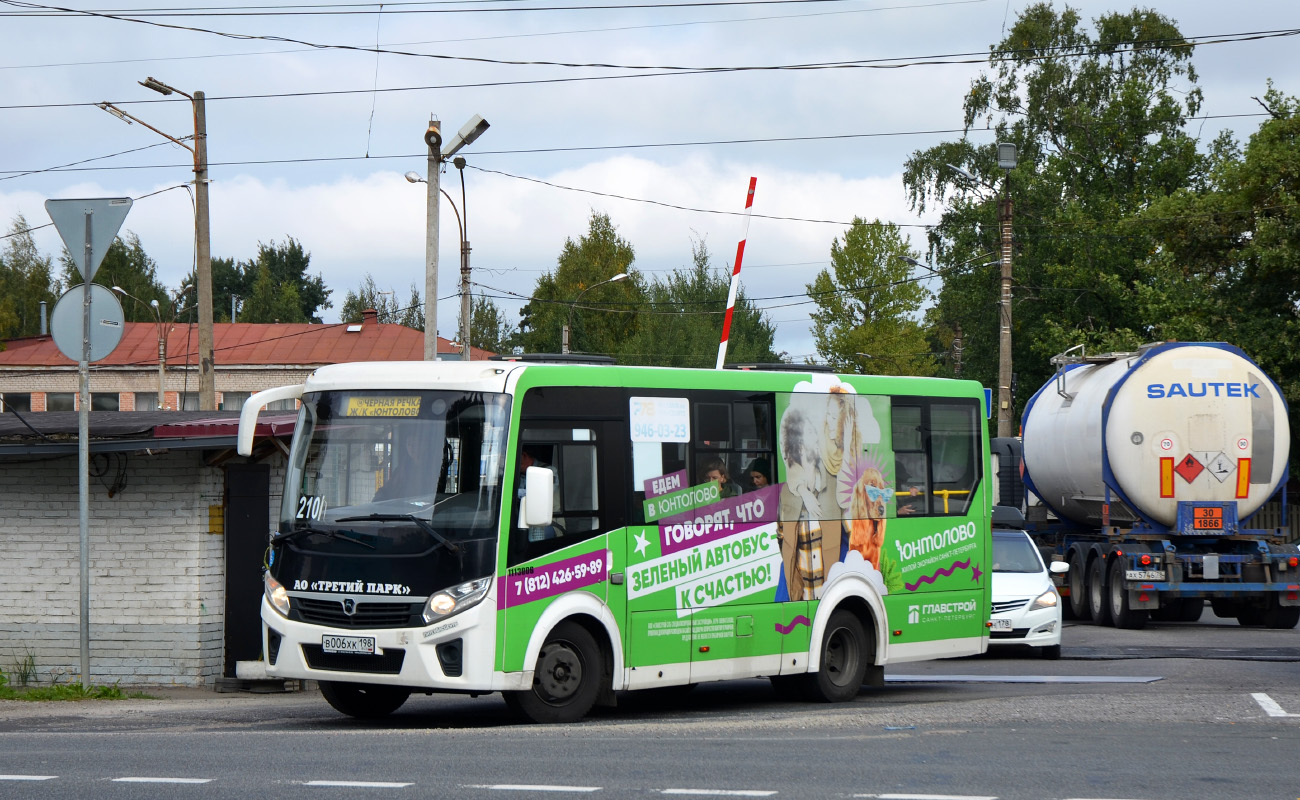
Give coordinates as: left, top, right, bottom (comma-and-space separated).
500, 417, 625, 673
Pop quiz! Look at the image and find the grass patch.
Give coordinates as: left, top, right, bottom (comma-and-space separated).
0, 669, 157, 701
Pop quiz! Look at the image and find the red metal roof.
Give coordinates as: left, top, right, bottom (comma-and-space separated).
0, 320, 494, 367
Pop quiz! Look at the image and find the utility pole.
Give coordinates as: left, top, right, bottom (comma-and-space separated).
422, 119, 442, 361
103, 78, 214, 409
953, 323, 963, 376
194, 91, 215, 410
995, 143, 1017, 437
455, 157, 471, 361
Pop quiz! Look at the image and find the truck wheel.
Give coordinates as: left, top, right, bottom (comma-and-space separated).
1237, 608, 1265, 627
1087, 557, 1112, 627
1211, 598, 1242, 619
505, 621, 603, 724
1177, 598, 1205, 623
1067, 553, 1091, 621
1262, 599, 1300, 630
318, 681, 410, 719
800, 609, 868, 703
1108, 558, 1148, 630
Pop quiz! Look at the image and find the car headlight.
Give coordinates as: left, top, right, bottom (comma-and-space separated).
423, 577, 492, 624
1031, 588, 1059, 610
264, 572, 291, 617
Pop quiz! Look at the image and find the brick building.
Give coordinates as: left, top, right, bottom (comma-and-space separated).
0, 309, 491, 413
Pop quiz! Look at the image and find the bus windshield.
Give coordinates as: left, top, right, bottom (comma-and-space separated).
280, 390, 511, 555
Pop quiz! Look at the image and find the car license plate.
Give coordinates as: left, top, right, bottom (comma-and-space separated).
1125, 570, 1166, 581
990, 618, 1012, 631
322, 635, 375, 655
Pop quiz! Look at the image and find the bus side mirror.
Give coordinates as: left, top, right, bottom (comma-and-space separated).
522, 466, 555, 528
237, 384, 304, 456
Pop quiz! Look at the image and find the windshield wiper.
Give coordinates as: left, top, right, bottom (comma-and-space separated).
275, 526, 376, 550
336, 514, 462, 553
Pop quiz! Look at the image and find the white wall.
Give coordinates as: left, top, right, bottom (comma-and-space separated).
0, 448, 285, 687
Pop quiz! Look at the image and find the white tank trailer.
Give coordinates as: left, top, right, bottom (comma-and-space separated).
1010, 342, 1300, 630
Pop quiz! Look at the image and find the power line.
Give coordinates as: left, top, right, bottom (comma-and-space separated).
0, 0, 987, 70
2, 1, 1294, 87
467, 164, 934, 227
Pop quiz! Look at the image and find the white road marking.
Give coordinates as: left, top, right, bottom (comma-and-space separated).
1251, 692, 1300, 717
465, 786, 601, 793
113, 777, 213, 784
854, 794, 998, 800
662, 791, 777, 797
887, 675, 1161, 684
303, 780, 413, 788
0, 775, 57, 781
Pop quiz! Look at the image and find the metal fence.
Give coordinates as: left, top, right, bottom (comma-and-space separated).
1250, 501, 1300, 543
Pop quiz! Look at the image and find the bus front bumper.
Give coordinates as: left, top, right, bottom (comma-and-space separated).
258, 595, 518, 692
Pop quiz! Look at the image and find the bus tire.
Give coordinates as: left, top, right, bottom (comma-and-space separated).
801, 609, 868, 703
318, 681, 410, 719
505, 621, 602, 724
1108, 558, 1147, 630
1087, 557, 1112, 627
1067, 552, 1091, 621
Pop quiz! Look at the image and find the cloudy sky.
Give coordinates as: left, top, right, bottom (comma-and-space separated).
2, 0, 1298, 360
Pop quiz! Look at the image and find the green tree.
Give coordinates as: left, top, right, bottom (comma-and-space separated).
516, 211, 645, 356
398, 285, 425, 331
340, 273, 404, 324
903, 3, 1205, 411
240, 264, 305, 323
621, 239, 780, 367
806, 219, 933, 374
60, 231, 172, 322
458, 294, 517, 355
182, 237, 331, 324
0, 214, 58, 340
1138, 84, 1300, 454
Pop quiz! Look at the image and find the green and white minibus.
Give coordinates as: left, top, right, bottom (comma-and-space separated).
238, 360, 992, 723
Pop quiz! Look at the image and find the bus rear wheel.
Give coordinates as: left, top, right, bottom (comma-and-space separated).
318, 681, 410, 719
505, 621, 603, 724
801, 609, 868, 703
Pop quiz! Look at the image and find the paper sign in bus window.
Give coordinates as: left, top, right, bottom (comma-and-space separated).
630, 396, 690, 442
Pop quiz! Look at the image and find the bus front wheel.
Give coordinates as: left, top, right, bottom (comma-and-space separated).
318, 681, 410, 719
802, 609, 868, 703
506, 621, 603, 724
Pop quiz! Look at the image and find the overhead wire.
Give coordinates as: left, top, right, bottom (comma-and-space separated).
0, 0, 991, 70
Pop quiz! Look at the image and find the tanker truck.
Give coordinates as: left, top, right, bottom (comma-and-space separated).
994, 341, 1300, 629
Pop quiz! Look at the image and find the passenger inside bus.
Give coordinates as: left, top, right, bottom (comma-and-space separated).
373, 431, 430, 501
745, 457, 771, 490
518, 445, 561, 542
703, 458, 740, 498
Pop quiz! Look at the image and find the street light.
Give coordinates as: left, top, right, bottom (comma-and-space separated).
112, 286, 167, 410
563, 273, 628, 355
406, 114, 489, 362
99, 76, 215, 411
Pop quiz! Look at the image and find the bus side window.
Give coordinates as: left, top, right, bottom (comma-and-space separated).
509, 426, 607, 565
929, 402, 979, 515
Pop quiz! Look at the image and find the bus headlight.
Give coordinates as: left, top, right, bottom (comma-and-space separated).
423, 577, 492, 624
264, 572, 291, 617
1031, 589, 1059, 610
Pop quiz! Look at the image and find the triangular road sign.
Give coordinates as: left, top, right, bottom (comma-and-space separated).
45, 197, 132, 281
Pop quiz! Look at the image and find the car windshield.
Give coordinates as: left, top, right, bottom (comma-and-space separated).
992, 533, 1043, 574
279, 390, 510, 554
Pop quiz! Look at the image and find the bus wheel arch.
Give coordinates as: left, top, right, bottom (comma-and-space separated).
806, 580, 884, 679
517, 592, 625, 690
505, 619, 604, 723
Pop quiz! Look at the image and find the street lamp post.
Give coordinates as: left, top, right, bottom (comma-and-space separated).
112, 286, 167, 410
98, 77, 215, 410
563, 273, 628, 355
406, 114, 489, 362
